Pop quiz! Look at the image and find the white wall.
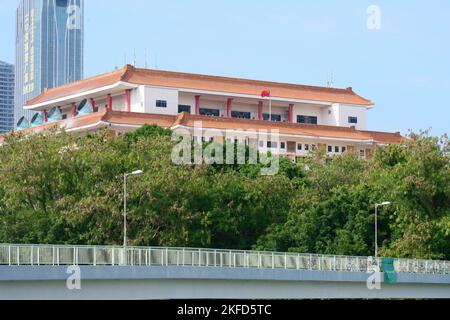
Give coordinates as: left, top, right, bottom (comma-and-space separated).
321, 104, 340, 126
112, 95, 126, 112
130, 87, 145, 113
338, 104, 367, 130
143, 86, 179, 115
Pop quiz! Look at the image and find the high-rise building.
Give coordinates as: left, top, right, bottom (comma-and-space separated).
15, 0, 84, 128
0, 61, 15, 133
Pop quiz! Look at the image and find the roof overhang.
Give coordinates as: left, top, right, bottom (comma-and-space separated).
24, 81, 138, 111
164, 86, 373, 108
171, 125, 375, 144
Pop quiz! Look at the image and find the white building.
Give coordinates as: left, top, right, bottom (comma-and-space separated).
14, 65, 403, 159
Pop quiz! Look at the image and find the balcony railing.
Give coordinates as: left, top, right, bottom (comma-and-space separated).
0, 244, 449, 275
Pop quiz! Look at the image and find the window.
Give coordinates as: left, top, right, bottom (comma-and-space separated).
348, 116, 358, 124
297, 115, 318, 125
281, 142, 286, 149
305, 144, 310, 151
231, 111, 251, 119
359, 149, 365, 158
267, 141, 278, 148
156, 100, 167, 108
328, 145, 346, 154
297, 143, 302, 151
178, 105, 191, 114
259, 141, 264, 148
200, 108, 220, 116
263, 113, 282, 122
311, 144, 316, 150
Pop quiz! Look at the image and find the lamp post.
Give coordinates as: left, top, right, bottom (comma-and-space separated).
123, 170, 143, 262
375, 201, 391, 258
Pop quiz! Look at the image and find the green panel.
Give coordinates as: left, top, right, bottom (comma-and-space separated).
382, 257, 397, 284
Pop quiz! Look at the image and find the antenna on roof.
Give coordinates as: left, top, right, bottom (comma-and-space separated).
144, 48, 148, 69
327, 71, 334, 88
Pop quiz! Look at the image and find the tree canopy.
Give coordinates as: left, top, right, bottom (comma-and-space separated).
0, 127, 448, 259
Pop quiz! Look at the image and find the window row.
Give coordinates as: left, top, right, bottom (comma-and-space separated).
161, 102, 360, 126
327, 145, 347, 154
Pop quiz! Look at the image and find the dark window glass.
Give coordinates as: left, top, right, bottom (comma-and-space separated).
348, 116, 358, 124
200, 108, 220, 116
335, 146, 340, 153
267, 141, 278, 148
342, 146, 347, 153
305, 144, 310, 151
281, 142, 286, 149
263, 113, 282, 122
297, 115, 318, 125
231, 111, 251, 119
328, 145, 333, 152
178, 105, 191, 114
156, 100, 167, 108
297, 143, 302, 151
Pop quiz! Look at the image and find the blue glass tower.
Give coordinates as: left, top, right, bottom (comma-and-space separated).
15, 0, 84, 128
0, 61, 15, 133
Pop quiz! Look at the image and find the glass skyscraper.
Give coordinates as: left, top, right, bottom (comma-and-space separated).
0, 61, 15, 133
15, 0, 84, 127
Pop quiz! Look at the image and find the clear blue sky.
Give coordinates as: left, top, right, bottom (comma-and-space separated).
1, 0, 449, 136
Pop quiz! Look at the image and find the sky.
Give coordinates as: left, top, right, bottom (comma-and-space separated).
0, 0, 449, 136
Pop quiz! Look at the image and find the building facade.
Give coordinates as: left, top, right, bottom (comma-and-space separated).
0, 61, 15, 133
15, 0, 84, 128
17, 65, 403, 160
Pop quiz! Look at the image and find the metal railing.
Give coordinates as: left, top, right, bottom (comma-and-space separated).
0, 244, 449, 275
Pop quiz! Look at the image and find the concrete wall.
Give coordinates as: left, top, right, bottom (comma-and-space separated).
143, 86, 179, 115
1, 266, 448, 300
338, 104, 368, 130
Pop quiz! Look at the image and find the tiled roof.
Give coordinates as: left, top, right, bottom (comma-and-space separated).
26, 65, 373, 107
26, 68, 127, 106
3, 110, 402, 144
173, 113, 403, 142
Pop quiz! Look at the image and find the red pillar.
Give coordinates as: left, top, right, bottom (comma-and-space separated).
288, 104, 294, 123
227, 98, 233, 118
258, 101, 263, 120
195, 95, 201, 115
71, 103, 77, 117
107, 94, 113, 111
90, 98, 96, 112
125, 89, 131, 112
43, 110, 48, 123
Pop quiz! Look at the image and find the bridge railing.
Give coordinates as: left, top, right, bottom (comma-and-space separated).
0, 244, 449, 275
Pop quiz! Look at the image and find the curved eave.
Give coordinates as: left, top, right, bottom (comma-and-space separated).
24, 81, 138, 111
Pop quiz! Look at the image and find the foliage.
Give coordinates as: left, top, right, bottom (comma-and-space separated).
0, 127, 448, 259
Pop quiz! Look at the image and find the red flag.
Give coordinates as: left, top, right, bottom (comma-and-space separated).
261, 90, 271, 98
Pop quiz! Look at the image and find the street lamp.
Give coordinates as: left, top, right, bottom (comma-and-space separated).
123, 170, 144, 254
375, 201, 391, 258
